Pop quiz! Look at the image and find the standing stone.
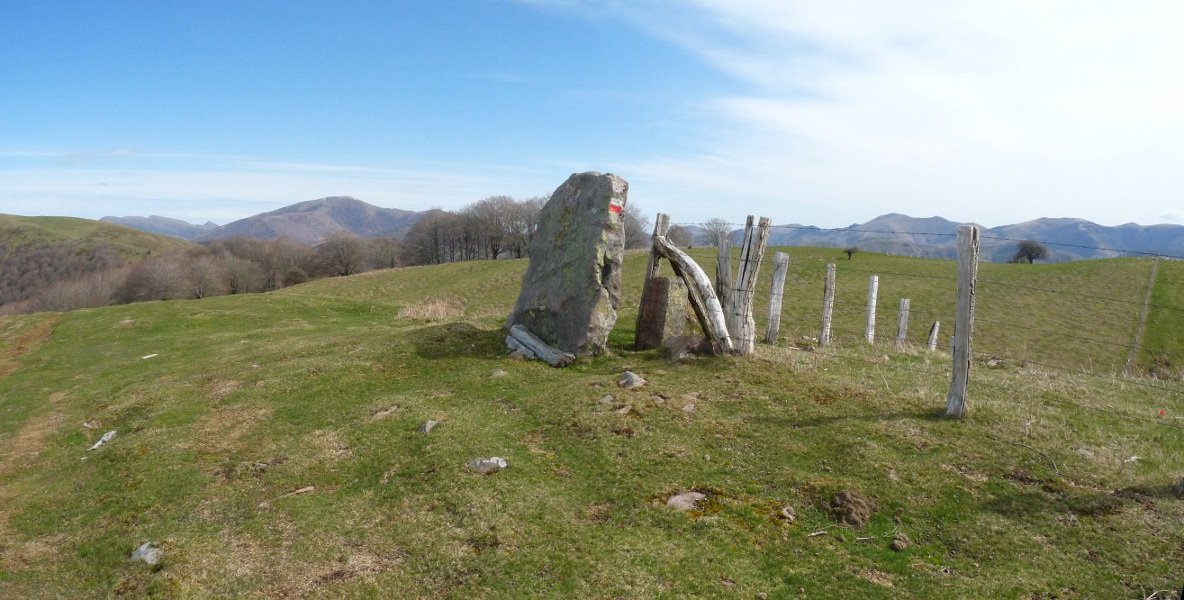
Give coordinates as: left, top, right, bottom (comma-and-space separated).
507, 172, 628, 356
634, 276, 693, 350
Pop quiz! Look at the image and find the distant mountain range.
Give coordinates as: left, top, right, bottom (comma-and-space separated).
104, 199, 1184, 262
681, 213, 1184, 262
103, 196, 425, 246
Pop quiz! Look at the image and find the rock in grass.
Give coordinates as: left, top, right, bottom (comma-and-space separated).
491, 369, 509, 378
417, 420, 440, 434
468, 457, 508, 475
619, 371, 646, 389
891, 533, 911, 551
130, 542, 162, 566
1174, 477, 1184, 499
505, 172, 629, 357
666, 491, 706, 511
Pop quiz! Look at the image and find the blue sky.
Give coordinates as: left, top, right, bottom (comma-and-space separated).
2, 1, 1181, 228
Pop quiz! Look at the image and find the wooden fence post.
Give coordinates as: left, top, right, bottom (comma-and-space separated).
727, 216, 772, 355
865, 275, 879, 344
896, 298, 910, 349
716, 235, 733, 315
820, 263, 836, 347
927, 321, 940, 352
946, 225, 980, 418
635, 213, 671, 349
764, 251, 790, 344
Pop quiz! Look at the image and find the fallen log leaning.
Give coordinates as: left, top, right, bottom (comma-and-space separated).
652, 235, 735, 355
508, 324, 575, 367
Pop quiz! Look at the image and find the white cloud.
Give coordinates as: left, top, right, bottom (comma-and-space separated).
604, 1, 1184, 227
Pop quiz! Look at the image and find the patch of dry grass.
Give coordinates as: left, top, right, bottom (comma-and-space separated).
396, 298, 465, 322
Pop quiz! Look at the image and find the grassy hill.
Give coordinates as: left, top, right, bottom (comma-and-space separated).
0, 214, 196, 258
1, 248, 1182, 598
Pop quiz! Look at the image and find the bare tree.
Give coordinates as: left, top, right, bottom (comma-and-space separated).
667, 225, 694, 248
1010, 240, 1049, 264
465, 195, 517, 259
623, 203, 651, 249
121, 254, 190, 302
844, 246, 858, 260
507, 196, 545, 257
702, 217, 733, 247
185, 254, 231, 298
369, 237, 401, 269
319, 232, 369, 276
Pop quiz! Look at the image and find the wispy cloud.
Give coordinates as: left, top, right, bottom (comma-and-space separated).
594, 1, 1184, 226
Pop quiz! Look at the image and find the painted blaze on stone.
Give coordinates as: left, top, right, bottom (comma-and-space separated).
507, 172, 628, 356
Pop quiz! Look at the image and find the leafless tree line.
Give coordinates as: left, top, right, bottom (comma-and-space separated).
1, 195, 663, 315
400, 195, 655, 265
0, 235, 403, 315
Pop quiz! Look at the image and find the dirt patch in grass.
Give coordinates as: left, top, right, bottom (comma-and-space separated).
0, 314, 60, 379
826, 490, 876, 528
194, 404, 273, 455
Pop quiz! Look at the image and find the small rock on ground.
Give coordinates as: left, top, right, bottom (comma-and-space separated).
666, 491, 706, 511
619, 371, 646, 389
130, 542, 162, 566
468, 457, 508, 475
417, 420, 440, 434
491, 369, 509, 378
598, 394, 614, 405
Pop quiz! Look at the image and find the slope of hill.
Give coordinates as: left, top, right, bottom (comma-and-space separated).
0, 215, 198, 310
1, 248, 1180, 597
197, 196, 424, 245
0, 214, 196, 258
99, 215, 217, 241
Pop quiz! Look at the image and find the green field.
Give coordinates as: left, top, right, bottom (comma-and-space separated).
1, 248, 1182, 598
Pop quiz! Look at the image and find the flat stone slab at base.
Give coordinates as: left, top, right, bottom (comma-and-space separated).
506, 172, 628, 357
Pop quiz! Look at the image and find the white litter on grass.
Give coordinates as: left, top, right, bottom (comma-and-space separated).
141, 354, 158, 360
88, 430, 116, 451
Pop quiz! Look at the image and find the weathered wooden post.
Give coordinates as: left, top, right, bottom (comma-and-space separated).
716, 235, 733, 315
764, 252, 790, 344
727, 216, 772, 355
946, 225, 980, 418
865, 275, 879, 344
927, 321, 940, 352
635, 214, 679, 350
896, 298, 910, 349
820, 263, 836, 347
652, 235, 735, 355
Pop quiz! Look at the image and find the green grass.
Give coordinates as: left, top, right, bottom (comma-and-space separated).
1, 249, 1181, 598
0, 214, 195, 258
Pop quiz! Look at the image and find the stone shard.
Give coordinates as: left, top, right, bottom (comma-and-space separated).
507, 172, 628, 357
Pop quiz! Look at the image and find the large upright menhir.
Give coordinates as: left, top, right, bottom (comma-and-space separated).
506, 172, 629, 357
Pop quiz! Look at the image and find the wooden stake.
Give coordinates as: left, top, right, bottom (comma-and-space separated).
820, 263, 836, 347
896, 298, 910, 349
727, 216, 772, 355
946, 226, 980, 418
865, 275, 879, 344
927, 321, 940, 352
636, 213, 672, 349
764, 252, 790, 344
716, 233, 733, 315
